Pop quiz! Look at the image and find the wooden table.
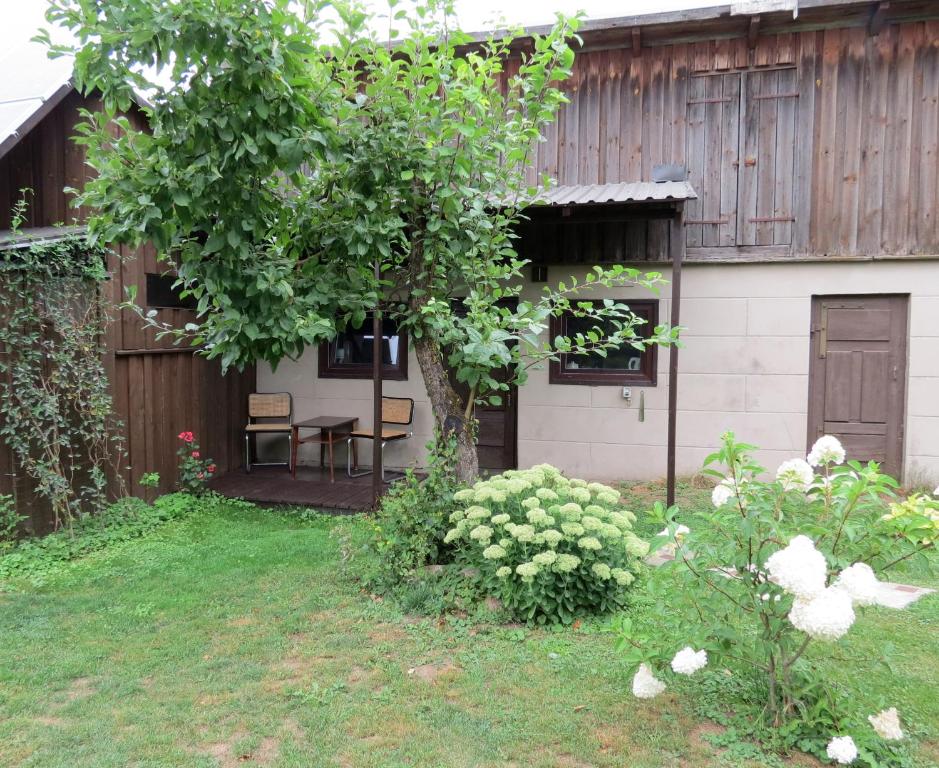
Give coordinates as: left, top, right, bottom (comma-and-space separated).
291, 416, 358, 482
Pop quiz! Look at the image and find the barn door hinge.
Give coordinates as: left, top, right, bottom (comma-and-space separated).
813, 310, 828, 358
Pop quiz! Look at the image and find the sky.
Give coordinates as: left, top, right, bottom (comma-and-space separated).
2, 0, 726, 56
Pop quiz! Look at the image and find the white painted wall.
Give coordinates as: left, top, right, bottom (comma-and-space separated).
257, 259, 939, 487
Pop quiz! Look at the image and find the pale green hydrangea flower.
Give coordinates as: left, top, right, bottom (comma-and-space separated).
558, 502, 583, 518
521, 496, 541, 510
584, 504, 606, 517
553, 553, 581, 572
541, 529, 563, 546
483, 544, 507, 559
569, 478, 588, 489
496, 566, 512, 578
466, 505, 491, 520
491, 513, 511, 525
596, 490, 620, 505
536, 487, 559, 502
561, 521, 585, 537
449, 509, 466, 523
453, 488, 475, 502
588, 481, 615, 495
608, 512, 633, 530
444, 527, 461, 543
570, 487, 592, 504
581, 515, 604, 531
532, 550, 558, 566
506, 478, 532, 495
611, 568, 635, 586
499, 537, 512, 548
470, 525, 493, 541
600, 524, 622, 539
516, 561, 540, 580
578, 536, 603, 551
592, 562, 612, 580
510, 524, 536, 543
527, 508, 553, 526
624, 532, 650, 557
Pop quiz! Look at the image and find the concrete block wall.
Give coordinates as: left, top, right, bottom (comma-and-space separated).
258, 259, 939, 487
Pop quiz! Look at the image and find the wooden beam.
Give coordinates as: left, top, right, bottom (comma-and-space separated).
666, 205, 684, 509
631, 28, 642, 56
372, 260, 383, 509
748, 15, 762, 48
868, 1, 890, 35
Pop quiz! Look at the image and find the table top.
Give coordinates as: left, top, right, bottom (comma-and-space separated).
293, 416, 358, 430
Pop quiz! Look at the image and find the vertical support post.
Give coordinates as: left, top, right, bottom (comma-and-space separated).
666, 204, 685, 508
372, 260, 383, 509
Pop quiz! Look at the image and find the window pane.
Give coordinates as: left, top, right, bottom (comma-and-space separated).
563, 315, 644, 372
330, 319, 401, 367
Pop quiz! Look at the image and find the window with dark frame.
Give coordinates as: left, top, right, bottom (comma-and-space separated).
145, 272, 197, 310
549, 300, 658, 386
318, 316, 408, 380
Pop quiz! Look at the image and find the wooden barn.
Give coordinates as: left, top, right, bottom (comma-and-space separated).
0, 43, 254, 531
261, 0, 939, 488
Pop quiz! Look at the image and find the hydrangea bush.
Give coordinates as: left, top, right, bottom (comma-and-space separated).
616, 432, 937, 766
445, 465, 648, 624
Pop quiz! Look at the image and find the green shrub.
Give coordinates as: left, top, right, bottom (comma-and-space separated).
445, 465, 649, 625
0, 494, 25, 553
365, 434, 461, 595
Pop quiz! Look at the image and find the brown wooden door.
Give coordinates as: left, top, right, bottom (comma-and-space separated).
807, 295, 908, 477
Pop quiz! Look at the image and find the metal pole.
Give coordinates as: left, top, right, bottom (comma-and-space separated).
372, 260, 383, 509
666, 204, 684, 508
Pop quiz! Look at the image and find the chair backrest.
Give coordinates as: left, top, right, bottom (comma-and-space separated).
381, 396, 414, 426
248, 392, 292, 421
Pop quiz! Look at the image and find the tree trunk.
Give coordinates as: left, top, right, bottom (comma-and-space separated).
411, 333, 479, 483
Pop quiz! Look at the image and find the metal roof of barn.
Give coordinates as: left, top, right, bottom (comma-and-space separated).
532, 181, 697, 206
0, 42, 76, 161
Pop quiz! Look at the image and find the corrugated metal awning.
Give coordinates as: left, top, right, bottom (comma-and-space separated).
532, 181, 697, 206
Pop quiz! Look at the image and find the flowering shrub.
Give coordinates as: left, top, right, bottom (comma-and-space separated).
616, 432, 937, 766
445, 465, 648, 624
176, 432, 216, 494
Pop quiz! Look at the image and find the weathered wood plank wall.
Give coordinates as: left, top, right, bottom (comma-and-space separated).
521, 12, 939, 261
0, 92, 254, 531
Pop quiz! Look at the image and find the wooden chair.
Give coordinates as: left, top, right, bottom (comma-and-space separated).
346, 396, 414, 482
244, 393, 293, 473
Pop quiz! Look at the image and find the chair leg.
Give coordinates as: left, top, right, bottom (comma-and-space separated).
245, 433, 251, 473
287, 433, 292, 473
347, 437, 372, 478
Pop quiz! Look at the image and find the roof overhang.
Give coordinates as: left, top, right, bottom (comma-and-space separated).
0, 225, 88, 251
529, 181, 696, 207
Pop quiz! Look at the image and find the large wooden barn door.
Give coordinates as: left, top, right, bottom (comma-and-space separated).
807, 295, 908, 477
685, 72, 741, 247
685, 67, 798, 249
736, 68, 799, 246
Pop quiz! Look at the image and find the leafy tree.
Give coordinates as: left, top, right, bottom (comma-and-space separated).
47, 0, 676, 481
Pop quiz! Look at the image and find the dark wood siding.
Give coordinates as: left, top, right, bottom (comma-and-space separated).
0, 92, 254, 532
519, 7, 939, 261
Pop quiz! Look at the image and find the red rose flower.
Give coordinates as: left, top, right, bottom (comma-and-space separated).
191, 451, 200, 458
207, 464, 217, 474
178, 431, 194, 443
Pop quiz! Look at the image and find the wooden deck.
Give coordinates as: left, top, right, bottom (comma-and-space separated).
208, 466, 377, 511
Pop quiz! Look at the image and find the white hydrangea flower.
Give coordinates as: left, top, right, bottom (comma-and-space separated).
868, 708, 903, 740
808, 435, 846, 467
453, 488, 475, 502
596, 490, 620, 505
561, 521, 585, 537
577, 536, 602, 551
482, 544, 506, 559
657, 524, 690, 539
532, 550, 558, 567
834, 562, 883, 607
610, 568, 634, 586
495, 565, 511, 578
776, 458, 815, 492
536, 487, 559, 502
826, 735, 858, 764
541, 529, 563, 546
765, 535, 827, 599
515, 561, 540, 580
465, 506, 491, 520
553, 553, 581, 573
490, 513, 511, 525
570, 487, 592, 504
711, 477, 738, 508
788, 587, 856, 641
631, 663, 666, 699
670, 647, 708, 675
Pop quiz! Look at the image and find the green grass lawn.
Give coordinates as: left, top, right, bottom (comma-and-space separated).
0, 494, 936, 768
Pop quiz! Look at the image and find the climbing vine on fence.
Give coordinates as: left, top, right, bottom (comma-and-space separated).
0, 198, 124, 529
